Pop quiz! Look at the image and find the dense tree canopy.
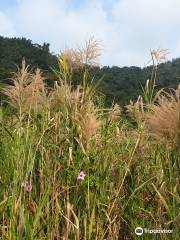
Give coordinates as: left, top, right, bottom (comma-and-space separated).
0, 36, 58, 85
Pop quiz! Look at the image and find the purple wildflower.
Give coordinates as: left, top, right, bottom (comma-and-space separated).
21, 180, 32, 192
21, 180, 27, 188
77, 171, 85, 180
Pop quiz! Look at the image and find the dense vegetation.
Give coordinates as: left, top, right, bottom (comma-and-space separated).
0, 36, 58, 89
0, 38, 179, 239
1, 36, 180, 105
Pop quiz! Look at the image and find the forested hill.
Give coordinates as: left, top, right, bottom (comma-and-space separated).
93, 60, 180, 105
0, 36, 58, 84
0, 36, 180, 105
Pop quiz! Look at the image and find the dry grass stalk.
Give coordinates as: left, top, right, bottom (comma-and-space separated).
25, 68, 46, 111
3, 59, 31, 111
151, 48, 169, 64
146, 85, 180, 148
58, 37, 101, 72
76, 100, 100, 149
79, 36, 101, 66
60, 49, 83, 71
111, 103, 121, 121
70, 86, 83, 108
49, 82, 71, 109
126, 96, 145, 124
145, 48, 169, 67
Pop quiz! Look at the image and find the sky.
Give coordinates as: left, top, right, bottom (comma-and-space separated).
0, 0, 180, 67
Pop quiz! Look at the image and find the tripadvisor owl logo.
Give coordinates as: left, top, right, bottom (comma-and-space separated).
135, 227, 143, 236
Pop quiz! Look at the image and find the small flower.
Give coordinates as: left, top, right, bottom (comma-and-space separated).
77, 171, 85, 180
26, 184, 32, 192
21, 180, 32, 192
21, 180, 28, 188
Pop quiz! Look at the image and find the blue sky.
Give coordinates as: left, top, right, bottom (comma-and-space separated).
0, 0, 17, 10
0, 0, 180, 66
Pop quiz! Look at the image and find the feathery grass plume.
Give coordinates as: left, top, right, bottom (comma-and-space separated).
48, 81, 71, 110
126, 96, 145, 126
3, 59, 46, 114
143, 48, 169, 105
53, 37, 103, 117
146, 85, 180, 148
3, 59, 31, 112
151, 48, 169, 65
60, 49, 83, 71
76, 100, 101, 149
77, 36, 101, 67
57, 36, 101, 75
25, 68, 47, 112
111, 103, 121, 121
70, 85, 84, 113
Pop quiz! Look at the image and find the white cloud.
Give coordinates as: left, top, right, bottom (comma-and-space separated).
0, 11, 15, 37
112, 0, 180, 64
0, 0, 180, 66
